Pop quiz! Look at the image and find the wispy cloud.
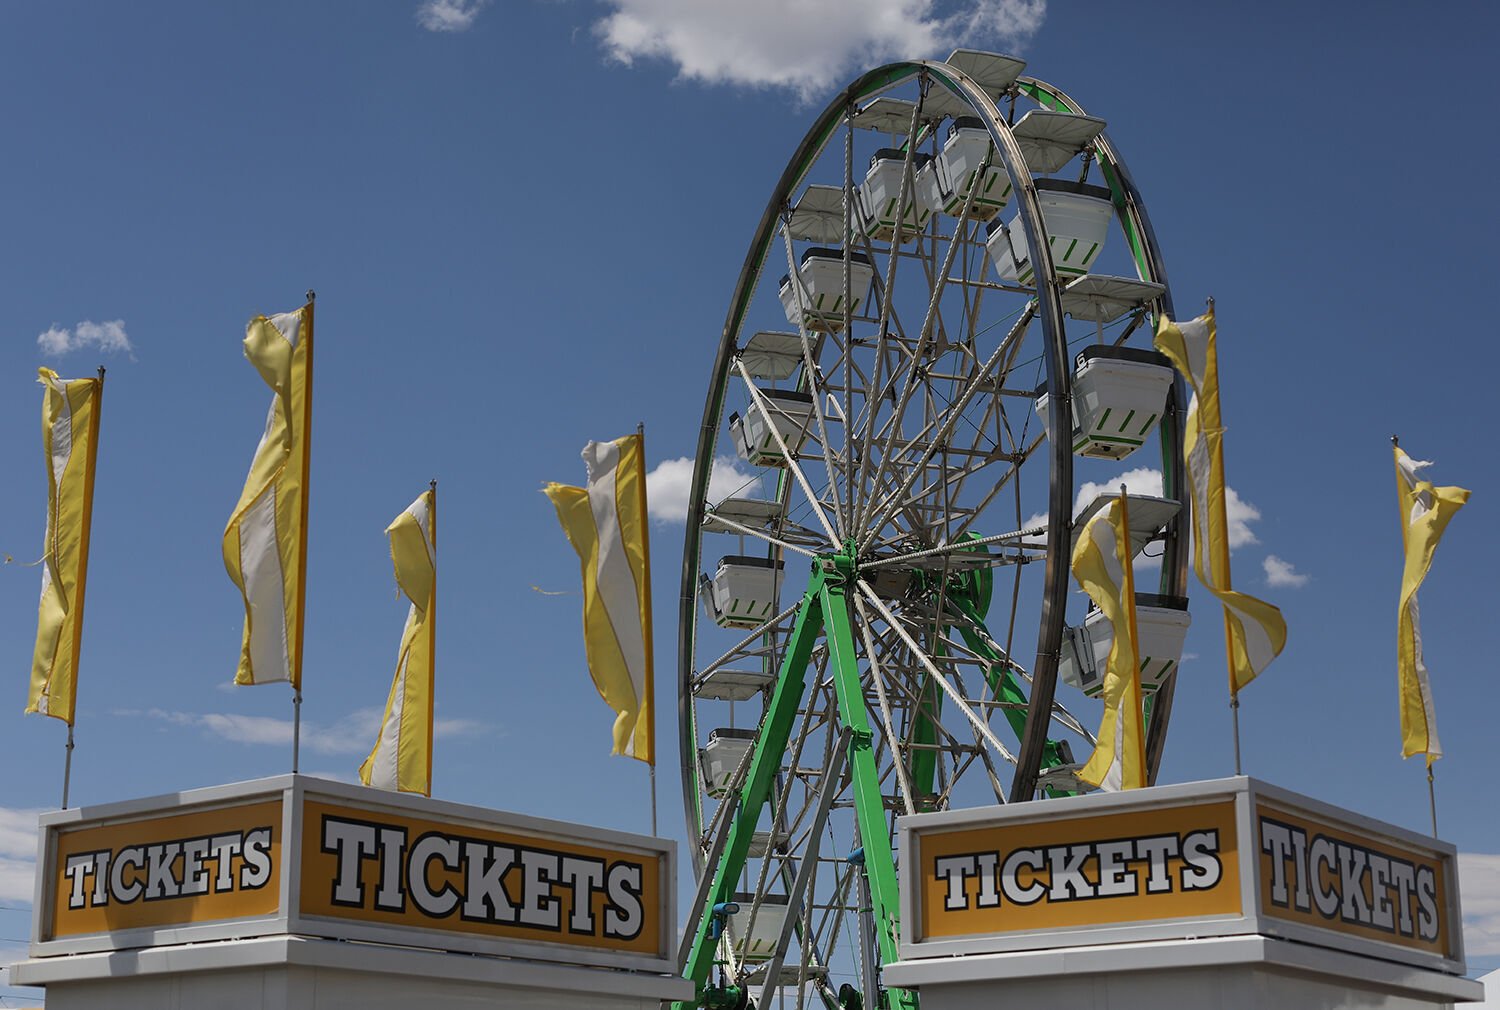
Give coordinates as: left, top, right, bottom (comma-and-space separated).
0, 806, 42, 904
645, 454, 760, 524
416, 0, 490, 32
37, 319, 133, 358
1262, 554, 1308, 588
126, 707, 483, 756
595, 0, 1047, 101
1460, 852, 1500, 955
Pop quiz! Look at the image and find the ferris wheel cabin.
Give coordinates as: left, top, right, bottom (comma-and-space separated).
922, 116, 1014, 221
728, 388, 815, 468
859, 149, 937, 241
778, 247, 874, 333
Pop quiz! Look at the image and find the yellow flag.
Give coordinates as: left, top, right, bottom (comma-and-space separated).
222, 302, 313, 688
27, 369, 104, 725
543, 433, 655, 764
1155, 309, 1286, 694
1075, 494, 1146, 790
360, 489, 437, 795
1394, 445, 1468, 766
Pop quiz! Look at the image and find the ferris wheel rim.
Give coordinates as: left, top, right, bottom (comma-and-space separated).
674, 57, 1189, 1006
676, 56, 1186, 841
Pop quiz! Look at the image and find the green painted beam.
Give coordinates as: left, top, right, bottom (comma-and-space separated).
679, 568, 828, 1006
819, 559, 916, 1010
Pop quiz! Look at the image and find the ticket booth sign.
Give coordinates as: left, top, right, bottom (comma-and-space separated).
48, 798, 282, 939
899, 777, 1465, 975
32, 776, 676, 973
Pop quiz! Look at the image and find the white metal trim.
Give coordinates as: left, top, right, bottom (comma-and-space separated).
9, 934, 695, 999
884, 933, 1485, 1002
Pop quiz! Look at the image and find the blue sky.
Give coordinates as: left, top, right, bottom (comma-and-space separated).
2, 0, 1498, 1000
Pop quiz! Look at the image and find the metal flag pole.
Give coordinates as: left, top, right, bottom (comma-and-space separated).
61, 726, 74, 810
1205, 295, 1244, 777
292, 289, 316, 776
638, 421, 659, 837
1393, 434, 1440, 838
1428, 765, 1438, 838
62, 363, 107, 810
428, 477, 438, 799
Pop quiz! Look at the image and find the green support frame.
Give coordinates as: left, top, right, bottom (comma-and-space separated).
679, 554, 916, 1010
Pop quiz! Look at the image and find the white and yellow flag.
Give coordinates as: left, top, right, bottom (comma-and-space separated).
1394, 445, 1468, 766
544, 434, 655, 765
1155, 309, 1286, 694
27, 368, 104, 725
223, 302, 313, 688
361, 489, 437, 795
1075, 494, 1146, 791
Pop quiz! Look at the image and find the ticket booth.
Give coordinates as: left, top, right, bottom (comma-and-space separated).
887, 777, 1484, 1010
9, 775, 692, 1010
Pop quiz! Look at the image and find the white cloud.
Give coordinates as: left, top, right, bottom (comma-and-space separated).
0, 806, 42, 904
646, 454, 760, 524
1223, 487, 1261, 550
37, 318, 133, 357
1073, 466, 1163, 516
1460, 852, 1500, 955
1262, 554, 1308, 588
131, 707, 482, 756
416, 0, 489, 32
595, 0, 1047, 100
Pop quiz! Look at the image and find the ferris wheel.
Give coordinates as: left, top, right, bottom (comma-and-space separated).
676, 52, 1192, 1010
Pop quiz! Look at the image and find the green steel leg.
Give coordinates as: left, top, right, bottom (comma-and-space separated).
908, 676, 939, 801
680, 569, 828, 1006
819, 560, 916, 1010
949, 594, 1074, 789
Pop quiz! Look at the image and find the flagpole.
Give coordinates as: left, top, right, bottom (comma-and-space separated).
1427, 765, 1438, 837
60, 364, 106, 810
1393, 434, 1440, 838
1119, 487, 1147, 784
63, 720, 75, 810
1204, 296, 1244, 776
427, 478, 438, 798
291, 290, 315, 776
637, 422, 659, 836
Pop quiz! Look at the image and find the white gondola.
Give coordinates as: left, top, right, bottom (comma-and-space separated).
738, 331, 805, 381
1059, 274, 1166, 325
778, 248, 874, 332
923, 116, 1012, 221
1010, 108, 1107, 175
695, 667, 774, 702
729, 389, 814, 468
1058, 593, 1192, 697
747, 830, 789, 858
859, 149, 937, 241
787, 186, 851, 245
1072, 493, 1180, 558
943, 49, 1027, 96
728, 892, 791, 961
706, 555, 785, 629
701, 728, 756, 797
986, 179, 1114, 284
704, 497, 783, 534
1035, 345, 1174, 460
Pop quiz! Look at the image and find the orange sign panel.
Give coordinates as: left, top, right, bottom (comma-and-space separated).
49, 799, 282, 938
915, 800, 1240, 939
1256, 803, 1455, 959
298, 801, 664, 956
